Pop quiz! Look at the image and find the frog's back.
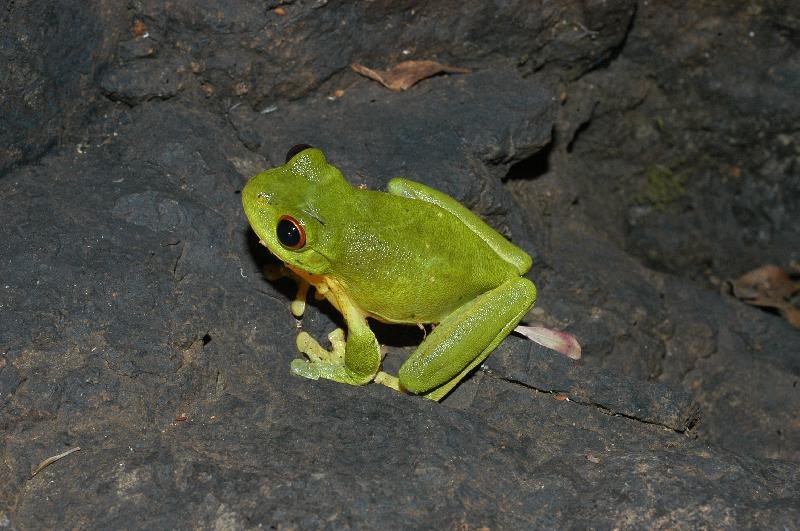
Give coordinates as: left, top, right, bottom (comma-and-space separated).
328, 189, 523, 324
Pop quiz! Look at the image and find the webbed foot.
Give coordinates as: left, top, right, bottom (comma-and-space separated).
291, 328, 373, 386
374, 371, 402, 391
296, 328, 346, 364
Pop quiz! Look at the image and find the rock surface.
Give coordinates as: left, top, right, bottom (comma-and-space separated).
2, 0, 799, 528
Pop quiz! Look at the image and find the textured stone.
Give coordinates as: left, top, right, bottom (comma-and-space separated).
2, 0, 799, 528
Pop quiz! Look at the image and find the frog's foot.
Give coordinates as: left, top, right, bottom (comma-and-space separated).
290, 358, 325, 380
296, 328, 346, 364
290, 358, 373, 385
292, 328, 342, 378
291, 328, 377, 386
374, 371, 402, 392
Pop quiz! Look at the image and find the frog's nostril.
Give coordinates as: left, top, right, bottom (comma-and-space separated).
257, 191, 272, 203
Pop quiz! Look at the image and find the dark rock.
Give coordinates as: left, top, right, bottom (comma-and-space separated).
99, 57, 192, 104
552, 1, 800, 282
2, 0, 799, 528
658, 275, 800, 461
0, 1, 125, 175
485, 340, 700, 433
230, 67, 556, 238
117, 38, 158, 61
122, 0, 635, 104
1, 0, 634, 174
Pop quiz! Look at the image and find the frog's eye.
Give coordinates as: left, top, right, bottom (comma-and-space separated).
285, 144, 314, 163
276, 215, 306, 250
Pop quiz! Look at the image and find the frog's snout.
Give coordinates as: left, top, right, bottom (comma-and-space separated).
242, 173, 269, 211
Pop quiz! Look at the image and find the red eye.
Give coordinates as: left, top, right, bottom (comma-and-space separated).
276, 215, 306, 250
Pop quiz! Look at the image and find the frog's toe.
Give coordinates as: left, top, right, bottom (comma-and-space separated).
290, 280, 311, 317
296, 331, 328, 362
296, 330, 346, 364
291, 358, 321, 380
374, 371, 402, 391
327, 328, 346, 363
290, 299, 306, 318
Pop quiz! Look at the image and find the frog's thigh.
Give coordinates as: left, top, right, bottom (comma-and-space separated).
398, 277, 536, 400
387, 178, 531, 274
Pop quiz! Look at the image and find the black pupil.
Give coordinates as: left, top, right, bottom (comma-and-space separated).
285, 144, 313, 163
277, 218, 302, 248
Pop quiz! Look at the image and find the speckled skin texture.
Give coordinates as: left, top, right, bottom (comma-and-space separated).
242, 148, 535, 396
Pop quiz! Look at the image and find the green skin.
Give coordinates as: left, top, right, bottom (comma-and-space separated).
242, 148, 536, 401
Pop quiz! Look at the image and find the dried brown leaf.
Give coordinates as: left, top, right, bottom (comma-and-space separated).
351, 60, 469, 91
780, 306, 800, 328
132, 20, 147, 38
731, 264, 800, 305
730, 264, 800, 328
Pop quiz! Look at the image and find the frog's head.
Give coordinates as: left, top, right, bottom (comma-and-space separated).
242, 145, 347, 275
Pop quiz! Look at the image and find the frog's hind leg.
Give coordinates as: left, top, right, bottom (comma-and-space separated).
387, 178, 532, 274
398, 277, 536, 401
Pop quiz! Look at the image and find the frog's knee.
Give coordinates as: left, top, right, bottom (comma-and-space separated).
516, 276, 537, 305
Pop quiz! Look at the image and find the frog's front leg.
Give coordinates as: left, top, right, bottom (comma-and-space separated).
291, 298, 380, 386
398, 277, 537, 401
264, 263, 312, 318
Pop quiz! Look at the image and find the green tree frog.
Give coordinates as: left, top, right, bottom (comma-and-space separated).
242, 145, 537, 401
